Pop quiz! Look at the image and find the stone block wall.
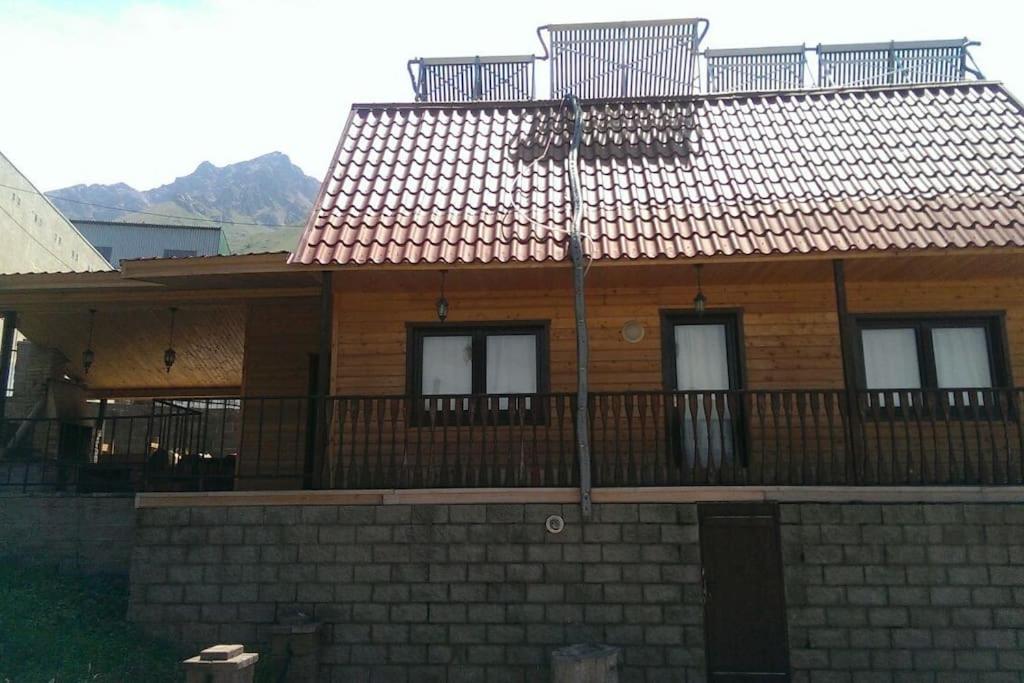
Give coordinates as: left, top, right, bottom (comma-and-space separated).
781, 503, 1024, 683
129, 503, 705, 682
129, 500, 1024, 682
0, 493, 135, 574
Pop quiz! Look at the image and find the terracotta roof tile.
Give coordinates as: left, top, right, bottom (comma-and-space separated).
290, 82, 1024, 266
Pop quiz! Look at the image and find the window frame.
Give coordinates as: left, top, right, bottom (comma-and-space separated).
406, 321, 550, 425
853, 313, 1013, 418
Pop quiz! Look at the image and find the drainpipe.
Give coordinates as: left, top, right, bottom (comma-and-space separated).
564, 95, 592, 519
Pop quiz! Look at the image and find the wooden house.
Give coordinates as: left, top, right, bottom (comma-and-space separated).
1, 81, 1023, 497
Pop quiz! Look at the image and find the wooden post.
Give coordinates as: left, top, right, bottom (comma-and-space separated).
309, 272, 333, 489
0, 310, 17, 425
832, 260, 862, 484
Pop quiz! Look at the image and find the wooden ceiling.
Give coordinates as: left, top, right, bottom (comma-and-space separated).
16, 303, 246, 393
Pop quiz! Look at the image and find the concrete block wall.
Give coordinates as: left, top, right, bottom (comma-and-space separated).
781, 503, 1024, 683
129, 503, 706, 682
0, 494, 135, 574
128, 500, 1024, 682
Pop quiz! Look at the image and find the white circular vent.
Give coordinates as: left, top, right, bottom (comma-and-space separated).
621, 320, 646, 344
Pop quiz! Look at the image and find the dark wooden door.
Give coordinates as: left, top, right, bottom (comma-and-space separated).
699, 503, 790, 682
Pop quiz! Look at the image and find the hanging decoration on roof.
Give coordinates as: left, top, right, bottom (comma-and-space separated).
164, 307, 178, 373
436, 271, 449, 323
693, 265, 707, 315
82, 309, 97, 375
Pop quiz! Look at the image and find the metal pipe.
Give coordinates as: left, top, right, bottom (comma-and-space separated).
0, 310, 17, 426
564, 94, 592, 519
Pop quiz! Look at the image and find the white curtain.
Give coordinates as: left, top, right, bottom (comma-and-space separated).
861, 328, 921, 407
486, 335, 537, 409
421, 336, 472, 410
932, 327, 992, 406
674, 324, 733, 466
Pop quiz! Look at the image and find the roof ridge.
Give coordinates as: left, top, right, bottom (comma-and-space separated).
349, 80, 1007, 112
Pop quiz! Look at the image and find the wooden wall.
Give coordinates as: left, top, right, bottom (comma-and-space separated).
332, 254, 1024, 395
331, 261, 846, 395
238, 297, 319, 488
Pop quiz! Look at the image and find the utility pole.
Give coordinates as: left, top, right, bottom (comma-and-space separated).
564, 95, 592, 519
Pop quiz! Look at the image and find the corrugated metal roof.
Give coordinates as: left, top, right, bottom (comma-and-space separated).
290, 82, 1024, 267
73, 220, 223, 267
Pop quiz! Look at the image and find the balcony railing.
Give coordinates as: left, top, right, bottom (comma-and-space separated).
2, 389, 1021, 492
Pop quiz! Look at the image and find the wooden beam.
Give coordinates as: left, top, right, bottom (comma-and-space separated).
310, 271, 334, 488
832, 260, 863, 483
0, 287, 320, 309
134, 485, 1024, 508
85, 386, 241, 399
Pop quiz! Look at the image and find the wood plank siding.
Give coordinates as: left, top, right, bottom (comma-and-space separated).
311, 256, 1024, 488
237, 297, 319, 488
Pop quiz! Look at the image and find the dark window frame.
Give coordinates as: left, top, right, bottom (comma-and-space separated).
406, 321, 550, 425
853, 312, 1013, 419
660, 309, 749, 467
162, 249, 197, 258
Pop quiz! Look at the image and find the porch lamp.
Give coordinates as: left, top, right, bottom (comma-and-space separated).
693, 264, 707, 316
82, 308, 97, 374
436, 270, 449, 323
164, 307, 178, 373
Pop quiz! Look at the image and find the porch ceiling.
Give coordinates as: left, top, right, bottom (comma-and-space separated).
15, 303, 245, 393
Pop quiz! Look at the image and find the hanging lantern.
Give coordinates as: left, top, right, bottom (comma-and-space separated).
693, 264, 707, 315
82, 308, 97, 374
436, 270, 449, 323
164, 307, 178, 373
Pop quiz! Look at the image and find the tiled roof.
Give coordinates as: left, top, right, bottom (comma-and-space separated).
290, 82, 1024, 266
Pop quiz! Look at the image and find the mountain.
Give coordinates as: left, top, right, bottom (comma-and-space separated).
47, 152, 320, 254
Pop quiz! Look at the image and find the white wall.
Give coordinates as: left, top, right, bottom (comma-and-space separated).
0, 150, 111, 274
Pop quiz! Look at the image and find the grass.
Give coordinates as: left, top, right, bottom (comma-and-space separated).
0, 564, 183, 682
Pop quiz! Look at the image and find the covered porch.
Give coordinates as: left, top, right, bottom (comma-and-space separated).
1, 250, 1022, 493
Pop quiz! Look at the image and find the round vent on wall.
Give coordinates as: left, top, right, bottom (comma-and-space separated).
621, 320, 646, 344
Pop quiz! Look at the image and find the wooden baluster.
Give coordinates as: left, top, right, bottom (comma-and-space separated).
753, 393, 765, 485
768, 393, 781, 485
997, 390, 1012, 485
796, 392, 808, 485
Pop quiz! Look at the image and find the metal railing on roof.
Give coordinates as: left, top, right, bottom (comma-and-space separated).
537, 18, 709, 99
404, 23, 985, 101
407, 55, 536, 102
816, 39, 982, 88
705, 45, 807, 93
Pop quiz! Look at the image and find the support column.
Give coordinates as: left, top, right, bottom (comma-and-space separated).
832, 260, 862, 484
0, 310, 17, 426
309, 272, 333, 489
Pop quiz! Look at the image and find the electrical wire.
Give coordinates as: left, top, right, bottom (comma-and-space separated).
0, 181, 305, 228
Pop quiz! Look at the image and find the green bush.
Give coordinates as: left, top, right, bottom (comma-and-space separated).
0, 564, 182, 682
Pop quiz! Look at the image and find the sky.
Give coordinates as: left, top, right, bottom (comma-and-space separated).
0, 0, 1021, 191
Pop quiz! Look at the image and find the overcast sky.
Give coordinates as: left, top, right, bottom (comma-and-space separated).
1, 0, 1020, 191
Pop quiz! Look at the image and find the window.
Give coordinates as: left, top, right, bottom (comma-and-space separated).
163, 249, 197, 258
96, 246, 113, 262
856, 316, 1008, 409
409, 324, 547, 418
662, 312, 745, 467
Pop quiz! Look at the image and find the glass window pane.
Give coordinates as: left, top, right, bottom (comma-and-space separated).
932, 327, 992, 389
421, 336, 472, 395
674, 324, 729, 390
933, 327, 992, 406
861, 329, 921, 390
487, 335, 537, 409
